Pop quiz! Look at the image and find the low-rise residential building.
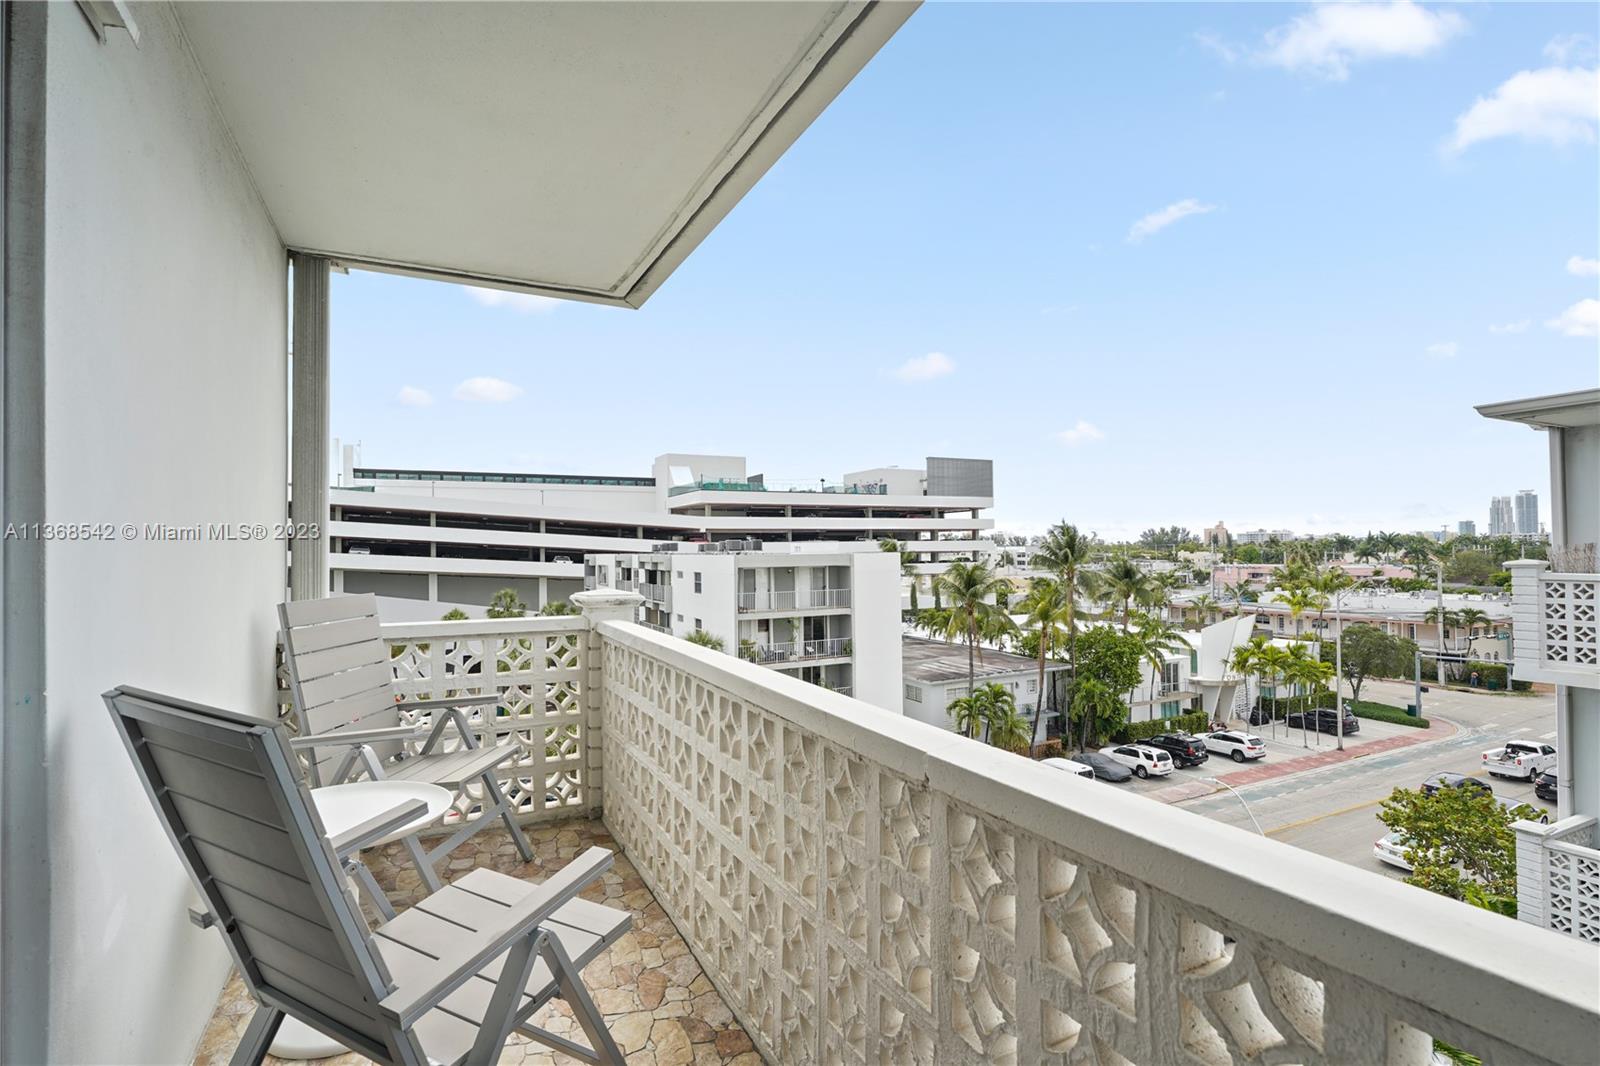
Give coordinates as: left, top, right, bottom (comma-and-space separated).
330, 450, 994, 617
584, 541, 903, 713
1209, 561, 1417, 592
900, 635, 1066, 731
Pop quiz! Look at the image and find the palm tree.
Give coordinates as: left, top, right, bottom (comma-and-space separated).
1103, 557, 1147, 631
882, 537, 923, 612
1229, 638, 1265, 721
947, 691, 986, 740
1224, 578, 1255, 609
1190, 593, 1219, 627
1376, 531, 1403, 559
1132, 614, 1184, 717
1020, 578, 1071, 748
1272, 585, 1318, 639
1353, 540, 1378, 564
1032, 522, 1098, 749
1256, 644, 1293, 734
1457, 607, 1489, 655
931, 560, 1013, 708
980, 684, 1030, 752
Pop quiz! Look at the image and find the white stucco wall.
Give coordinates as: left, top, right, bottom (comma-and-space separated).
43, 6, 287, 1062
849, 550, 903, 712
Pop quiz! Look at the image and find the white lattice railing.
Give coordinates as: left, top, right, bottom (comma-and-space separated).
1517, 816, 1600, 944
596, 619, 1598, 1066
1508, 560, 1600, 687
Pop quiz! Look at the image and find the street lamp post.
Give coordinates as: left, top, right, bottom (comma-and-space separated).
1207, 778, 1266, 836
1334, 586, 1346, 751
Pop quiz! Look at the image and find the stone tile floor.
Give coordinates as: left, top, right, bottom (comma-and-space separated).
194, 818, 756, 1066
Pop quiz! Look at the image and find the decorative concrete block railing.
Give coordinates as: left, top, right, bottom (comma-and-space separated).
1516, 816, 1600, 944
1508, 560, 1599, 688
596, 615, 1599, 1066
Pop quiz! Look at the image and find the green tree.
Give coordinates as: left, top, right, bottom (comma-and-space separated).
440, 607, 469, 621
1338, 624, 1416, 702
538, 600, 577, 616
684, 629, 724, 651
930, 561, 1014, 708
1102, 557, 1147, 632
1229, 637, 1267, 715
1189, 593, 1219, 627
881, 537, 922, 611
486, 588, 527, 619
1378, 786, 1543, 914
1069, 678, 1127, 748
1272, 585, 1318, 638
946, 682, 1018, 743
1444, 550, 1496, 586
1071, 627, 1142, 747
1131, 613, 1184, 713
1256, 644, 1293, 727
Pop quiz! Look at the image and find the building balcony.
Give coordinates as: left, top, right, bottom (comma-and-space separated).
749, 636, 851, 664
1508, 559, 1599, 688
1515, 816, 1600, 943
255, 596, 1594, 1065
737, 588, 851, 612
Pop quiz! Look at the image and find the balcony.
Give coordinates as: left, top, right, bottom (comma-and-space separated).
258, 594, 1594, 1065
1507, 559, 1599, 688
1516, 816, 1600, 943
749, 637, 851, 664
668, 479, 889, 497
737, 587, 852, 612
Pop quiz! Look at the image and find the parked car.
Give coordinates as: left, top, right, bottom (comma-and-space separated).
1144, 733, 1209, 767
1040, 757, 1094, 780
1073, 751, 1134, 782
1420, 773, 1494, 797
1285, 708, 1359, 735
1535, 769, 1558, 803
1480, 741, 1556, 780
1246, 706, 1275, 726
1097, 744, 1174, 779
1373, 830, 1414, 872
1202, 730, 1266, 762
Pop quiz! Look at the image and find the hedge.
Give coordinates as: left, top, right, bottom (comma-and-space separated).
1415, 659, 1530, 692
1114, 710, 1210, 743
1348, 700, 1429, 728
1253, 691, 1336, 715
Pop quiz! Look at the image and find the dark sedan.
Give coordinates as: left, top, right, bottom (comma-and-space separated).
1074, 751, 1134, 782
1535, 770, 1558, 803
1286, 708, 1360, 735
1144, 733, 1209, 767
1421, 773, 1494, 797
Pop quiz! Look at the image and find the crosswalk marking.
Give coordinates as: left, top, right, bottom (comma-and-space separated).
1512, 726, 1531, 734
1540, 731, 1557, 740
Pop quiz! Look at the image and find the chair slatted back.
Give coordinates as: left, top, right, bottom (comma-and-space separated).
104, 687, 401, 1061
279, 594, 404, 786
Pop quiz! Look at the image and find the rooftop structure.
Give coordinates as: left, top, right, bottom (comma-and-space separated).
900, 635, 1067, 729
583, 541, 903, 711
331, 451, 993, 617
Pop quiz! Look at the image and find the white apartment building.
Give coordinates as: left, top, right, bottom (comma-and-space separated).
900, 636, 1067, 731
329, 451, 993, 618
1235, 527, 1298, 544
584, 542, 904, 712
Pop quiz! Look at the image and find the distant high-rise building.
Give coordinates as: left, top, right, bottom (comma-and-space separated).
1489, 495, 1513, 536
1515, 489, 1539, 537
1202, 521, 1230, 548
1458, 520, 1476, 537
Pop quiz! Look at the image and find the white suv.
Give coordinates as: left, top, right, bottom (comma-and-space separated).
1098, 744, 1174, 779
1202, 730, 1266, 762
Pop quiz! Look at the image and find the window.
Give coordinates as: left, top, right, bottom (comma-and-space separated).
1026, 679, 1037, 694
676, 613, 683, 622
1161, 701, 1181, 718
905, 683, 922, 703
694, 572, 702, 593
694, 618, 702, 630
1189, 650, 1198, 673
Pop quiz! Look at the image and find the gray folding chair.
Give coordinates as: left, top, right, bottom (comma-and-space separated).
278, 594, 535, 884
104, 685, 628, 1066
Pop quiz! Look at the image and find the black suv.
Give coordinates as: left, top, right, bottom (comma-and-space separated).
1144, 733, 1209, 767
1535, 769, 1557, 803
1421, 773, 1494, 797
1285, 708, 1360, 735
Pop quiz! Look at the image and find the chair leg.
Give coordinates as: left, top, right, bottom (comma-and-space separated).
481, 770, 535, 862
540, 930, 627, 1066
229, 1006, 283, 1066
401, 831, 444, 892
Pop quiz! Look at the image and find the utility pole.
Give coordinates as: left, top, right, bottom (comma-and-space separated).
1334, 585, 1346, 751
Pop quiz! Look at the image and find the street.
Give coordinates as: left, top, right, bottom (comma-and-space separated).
1160, 680, 1556, 879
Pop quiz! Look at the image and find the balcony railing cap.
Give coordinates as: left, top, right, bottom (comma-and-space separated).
573, 587, 645, 624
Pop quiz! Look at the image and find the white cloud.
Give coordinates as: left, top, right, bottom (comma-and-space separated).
453, 376, 525, 403
1194, 31, 1241, 64
1127, 199, 1217, 243
1567, 255, 1600, 277
1544, 33, 1596, 66
1259, 1, 1465, 80
1488, 320, 1530, 335
396, 385, 433, 407
1447, 65, 1598, 153
466, 287, 561, 314
1424, 341, 1459, 359
1056, 420, 1106, 446
1546, 298, 1600, 338
892, 352, 955, 382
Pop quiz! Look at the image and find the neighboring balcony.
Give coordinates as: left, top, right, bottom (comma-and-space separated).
738, 587, 852, 612
1516, 816, 1600, 943
1508, 559, 1599, 688
267, 597, 1597, 1066
749, 636, 851, 664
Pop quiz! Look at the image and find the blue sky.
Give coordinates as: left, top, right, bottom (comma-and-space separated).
330, 2, 1598, 540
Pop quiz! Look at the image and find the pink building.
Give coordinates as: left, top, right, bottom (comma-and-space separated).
1210, 561, 1416, 589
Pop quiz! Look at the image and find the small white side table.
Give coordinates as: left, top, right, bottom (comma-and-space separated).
270, 780, 452, 1061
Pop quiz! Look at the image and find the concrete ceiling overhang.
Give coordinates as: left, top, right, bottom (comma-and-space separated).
1476, 389, 1600, 429
176, 1, 917, 307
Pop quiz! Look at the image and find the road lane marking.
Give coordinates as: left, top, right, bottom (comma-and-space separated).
1265, 797, 1384, 838
1512, 727, 1530, 734
1541, 731, 1557, 739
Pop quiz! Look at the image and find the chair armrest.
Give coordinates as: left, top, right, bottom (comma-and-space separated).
329, 799, 430, 859
377, 846, 614, 1028
394, 692, 500, 713
288, 725, 426, 750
